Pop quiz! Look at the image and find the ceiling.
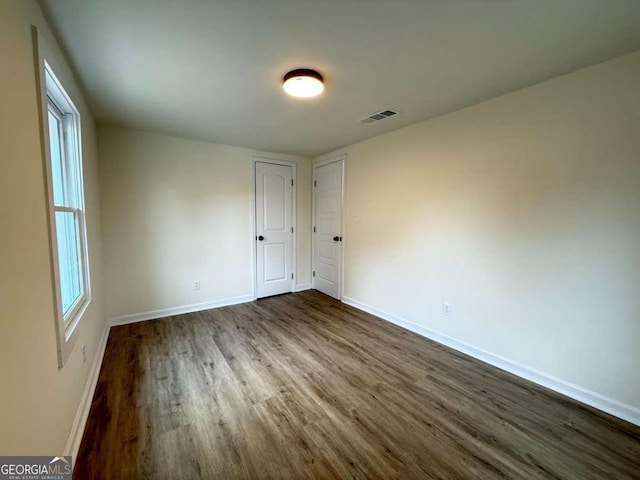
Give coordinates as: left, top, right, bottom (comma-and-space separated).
40, 0, 640, 157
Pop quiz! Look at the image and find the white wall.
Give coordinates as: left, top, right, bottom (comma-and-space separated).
316, 51, 640, 412
98, 126, 312, 320
0, 0, 106, 454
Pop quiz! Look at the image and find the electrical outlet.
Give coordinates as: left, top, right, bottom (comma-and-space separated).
442, 302, 452, 316
82, 345, 87, 364
194, 280, 201, 290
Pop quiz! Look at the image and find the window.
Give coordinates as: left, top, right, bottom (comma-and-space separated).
43, 61, 90, 356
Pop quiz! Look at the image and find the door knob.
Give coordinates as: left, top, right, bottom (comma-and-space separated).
258, 235, 265, 241
333, 236, 339, 242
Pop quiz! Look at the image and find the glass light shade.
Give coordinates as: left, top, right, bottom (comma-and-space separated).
282, 69, 324, 98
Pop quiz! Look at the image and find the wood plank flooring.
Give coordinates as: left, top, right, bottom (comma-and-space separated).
75, 290, 640, 479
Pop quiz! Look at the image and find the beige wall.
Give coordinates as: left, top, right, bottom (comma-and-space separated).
0, 0, 106, 454
98, 126, 312, 320
316, 51, 640, 410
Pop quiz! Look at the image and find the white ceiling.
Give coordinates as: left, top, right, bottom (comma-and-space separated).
40, 0, 640, 157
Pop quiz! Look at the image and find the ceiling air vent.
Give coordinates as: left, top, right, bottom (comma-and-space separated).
361, 108, 400, 124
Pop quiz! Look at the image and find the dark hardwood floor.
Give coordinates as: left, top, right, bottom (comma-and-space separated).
75, 290, 640, 479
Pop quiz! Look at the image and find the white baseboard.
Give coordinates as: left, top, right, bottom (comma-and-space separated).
109, 294, 254, 326
342, 296, 640, 426
295, 283, 312, 292
64, 321, 110, 459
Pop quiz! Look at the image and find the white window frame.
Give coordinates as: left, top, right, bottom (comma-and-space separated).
35, 31, 92, 368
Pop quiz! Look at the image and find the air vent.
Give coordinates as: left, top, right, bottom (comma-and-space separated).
361, 108, 400, 124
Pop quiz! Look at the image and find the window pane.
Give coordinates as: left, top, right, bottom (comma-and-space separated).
55, 211, 82, 316
48, 110, 65, 206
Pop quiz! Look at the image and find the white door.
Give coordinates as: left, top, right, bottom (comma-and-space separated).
313, 159, 343, 299
255, 161, 294, 298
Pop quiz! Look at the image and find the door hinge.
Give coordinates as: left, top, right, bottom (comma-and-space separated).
313, 226, 316, 233
291, 227, 294, 234
312, 271, 315, 277
314, 180, 316, 187
291, 273, 294, 279
291, 179, 294, 186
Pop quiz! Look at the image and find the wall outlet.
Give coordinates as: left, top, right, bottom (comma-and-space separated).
82, 345, 87, 364
442, 302, 452, 316
193, 280, 201, 290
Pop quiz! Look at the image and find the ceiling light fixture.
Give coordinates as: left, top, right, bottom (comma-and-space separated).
282, 69, 324, 98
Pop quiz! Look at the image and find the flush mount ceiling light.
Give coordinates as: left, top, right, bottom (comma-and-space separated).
282, 69, 324, 98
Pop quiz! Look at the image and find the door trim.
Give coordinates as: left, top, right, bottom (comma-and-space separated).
312, 154, 346, 300
251, 156, 297, 300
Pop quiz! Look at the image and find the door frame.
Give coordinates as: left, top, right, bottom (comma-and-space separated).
311, 154, 346, 300
251, 156, 297, 300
